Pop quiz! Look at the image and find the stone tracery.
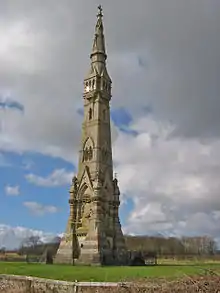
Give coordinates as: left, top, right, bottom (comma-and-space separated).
83, 138, 94, 162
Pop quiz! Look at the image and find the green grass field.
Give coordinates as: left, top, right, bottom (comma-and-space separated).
0, 262, 220, 282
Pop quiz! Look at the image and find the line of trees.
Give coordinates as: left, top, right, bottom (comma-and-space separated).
125, 235, 218, 257
1, 234, 218, 259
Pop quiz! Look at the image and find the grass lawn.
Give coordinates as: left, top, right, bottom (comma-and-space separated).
0, 262, 220, 282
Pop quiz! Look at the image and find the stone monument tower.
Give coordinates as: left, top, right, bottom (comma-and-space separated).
54, 6, 126, 265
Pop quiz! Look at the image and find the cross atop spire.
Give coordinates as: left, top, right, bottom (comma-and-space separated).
90, 5, 106, 59
97, 5, 103, 18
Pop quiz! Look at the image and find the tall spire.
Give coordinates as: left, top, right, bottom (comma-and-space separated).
54, 5, 127, 266
91, 5, 106, 60
85, 5, 111, 84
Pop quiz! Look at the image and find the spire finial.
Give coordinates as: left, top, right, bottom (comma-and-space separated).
97, 5, 103, 18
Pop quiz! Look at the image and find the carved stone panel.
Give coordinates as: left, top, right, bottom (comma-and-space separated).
81, 202, 93, 230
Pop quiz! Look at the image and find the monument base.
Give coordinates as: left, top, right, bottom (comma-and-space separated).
54, 233, 79, 265
54, 243, 73, 265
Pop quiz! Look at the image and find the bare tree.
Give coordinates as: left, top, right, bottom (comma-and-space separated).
0, 247, 6, 254
19, 236, 42, 255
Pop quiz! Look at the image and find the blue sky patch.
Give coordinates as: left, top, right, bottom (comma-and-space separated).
0, 107, 134, 236
0, 97, 24, 112
0, 152, 74, 234
111, 107, 133, 126
120, 197, 135, 228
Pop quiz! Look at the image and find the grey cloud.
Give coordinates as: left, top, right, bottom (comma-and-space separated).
0, 0, 219, 147
108, 0, 220, 137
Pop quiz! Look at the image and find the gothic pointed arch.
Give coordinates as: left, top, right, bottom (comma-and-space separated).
83, 136, 95, 149
78, 182, 88, 197
82, 137, 95, 162
77, 166, 93, 198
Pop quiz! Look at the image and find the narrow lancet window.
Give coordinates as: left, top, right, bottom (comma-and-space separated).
83, 147, 93, 162
89, 108, 93, 120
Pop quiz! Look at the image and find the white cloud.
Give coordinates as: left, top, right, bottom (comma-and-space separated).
0, 224, 58, 250
25, 168, 73, 187
114, 115, 220, 238
23, 201, 58, 216
5, 185, 20, 196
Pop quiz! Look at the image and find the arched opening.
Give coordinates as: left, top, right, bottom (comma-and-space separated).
83, 148, 88, 161
88, 146, 93, 160
83, 147, 93, 162
82, 137, 94, 162
89, 108, 92, 120
83, 147, 93, 161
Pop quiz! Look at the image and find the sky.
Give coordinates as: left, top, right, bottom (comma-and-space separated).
0, 0, 220, 249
